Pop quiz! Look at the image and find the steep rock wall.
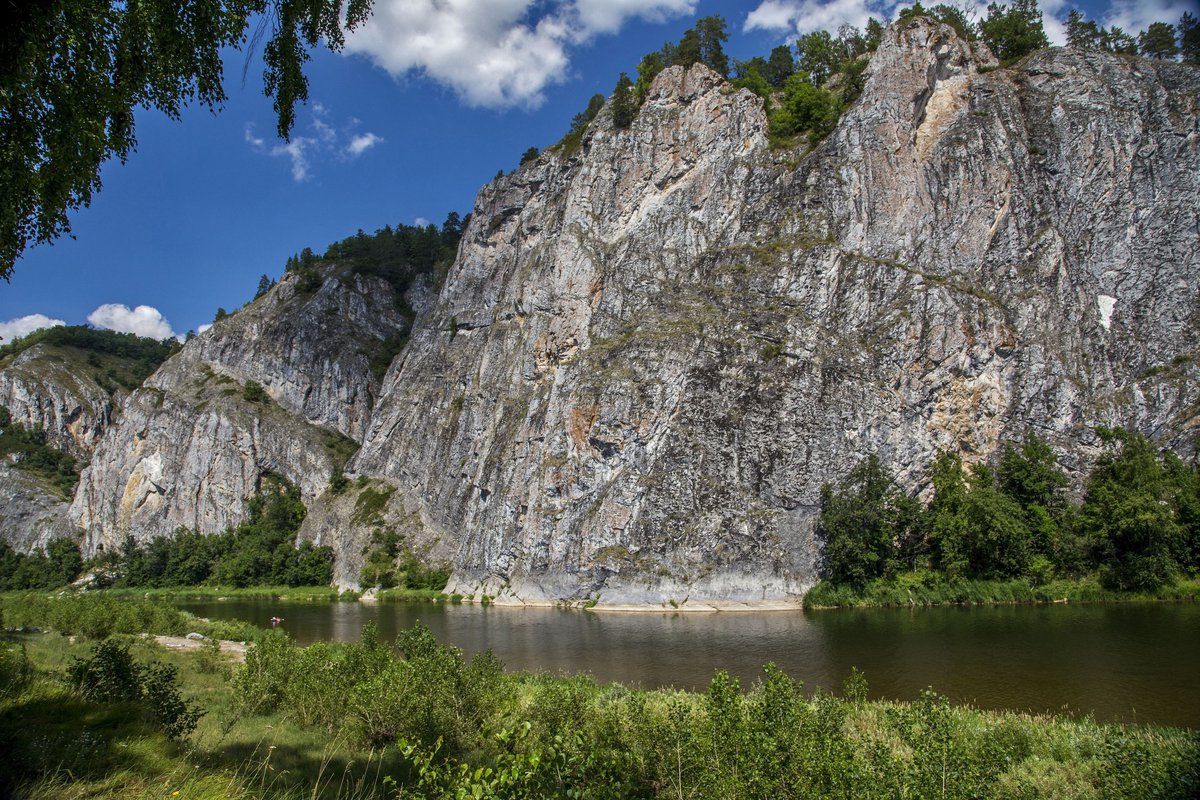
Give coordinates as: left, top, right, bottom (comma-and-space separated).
0, 343, 122, 459
0, 465, 76, 552
71, 266, 408, 553
351, 20, 1200, 606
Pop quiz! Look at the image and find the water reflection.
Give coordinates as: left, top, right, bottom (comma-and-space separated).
176, 599, 1200, 728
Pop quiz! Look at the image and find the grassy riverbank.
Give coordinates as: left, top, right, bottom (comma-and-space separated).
3, 593, 1199, 799
803, 572, 1200, 609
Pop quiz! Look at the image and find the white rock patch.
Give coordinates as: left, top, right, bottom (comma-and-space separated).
1097, 294, 1116, 331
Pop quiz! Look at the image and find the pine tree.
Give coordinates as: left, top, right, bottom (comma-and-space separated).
611, 73, 637, 129
1139, 21, 1180, 59
696, 15, 730, 76
1181, 12, 1200, 63
979, 0, 1049, 62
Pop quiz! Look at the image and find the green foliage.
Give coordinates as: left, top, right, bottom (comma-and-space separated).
353, 484, 450, 591
0, 640, 31, 699
766, 44, 797, 85
1139, 21, 1181, 59
314, 214, 465, 296
556, 92, 606, 154
329, 464, 349, 495
0, 324, 176, 370
369, 332, 408, 382
519, 146, 539, 165
66, 638, 202, 740
695, 15, 731, 76
634, 52, 666, 104
979, 0, 1050, 63
865, 18, 886, 51
610, 72, 637, 129
0, 538, 83, 590
0, 408, 79, 498
351, 483, 394, 525
795, 29, 842, 87
0, 592, 230, 639
1079, 429, 1184, 590
254, 273, 274, 298
818, 432, 1200, 600
296, 266, 323, 294
899, 3, 978, 41
359, 527, 402, 589
0, 0, 373, 278
769, 73, 844, 143
241, 379, 269, 404
818, 454, 920, 586
107, 476, 333, 589
1182, 12, 1200, 63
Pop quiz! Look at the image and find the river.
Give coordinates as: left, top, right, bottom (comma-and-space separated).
176, 598, 1200, 728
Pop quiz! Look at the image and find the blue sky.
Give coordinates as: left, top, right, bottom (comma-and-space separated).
1, 0, 1190, 341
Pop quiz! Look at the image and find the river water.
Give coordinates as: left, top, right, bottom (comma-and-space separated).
176, 599, 1200, 728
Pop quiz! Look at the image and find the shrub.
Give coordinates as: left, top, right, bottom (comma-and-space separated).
242, 380, 269, 404
0, 641, 30, 699
68, 639, 203, 740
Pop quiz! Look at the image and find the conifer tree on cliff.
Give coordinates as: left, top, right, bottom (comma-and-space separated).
979, 0, 1049, 62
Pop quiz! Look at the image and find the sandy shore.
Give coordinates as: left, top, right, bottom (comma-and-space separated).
152, 635, 249, 661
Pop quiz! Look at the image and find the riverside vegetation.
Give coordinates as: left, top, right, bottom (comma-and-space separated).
808, 429, 1200, 608
2, 593, 1198, 800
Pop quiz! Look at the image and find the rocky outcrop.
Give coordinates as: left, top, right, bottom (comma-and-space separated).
0, 343, 121, 459
349, 20, 1200, 606
71, 266, 410, 554
0, 465, 76, 552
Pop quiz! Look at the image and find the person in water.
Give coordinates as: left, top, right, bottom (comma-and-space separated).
270, 616, 283, 627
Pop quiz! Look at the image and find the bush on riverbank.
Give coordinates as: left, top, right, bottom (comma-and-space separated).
0, 477, 337, 595
816, 430, 1200, 604
0, 592, 262, 642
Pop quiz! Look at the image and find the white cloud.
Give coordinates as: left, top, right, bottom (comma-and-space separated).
745, 0, 896, 36
247, 112, 383, 182
87, 304, 177, 341
275, 138, 315, 181
743, 0, 1075, 43
197, 323, 213, 335
345, 0, 697, 109
0, 313, 65, 342
569, 0, 696, 36
347, 132, 383, 156
1103, 0, 1195, 38
414, 216, 432, 227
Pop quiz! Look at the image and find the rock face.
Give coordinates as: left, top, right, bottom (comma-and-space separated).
0, 343, 122, 459
350, 20, 1200, 605
71, 266, 409, 554
0, 342, 125, 553
0, 465, 76, 552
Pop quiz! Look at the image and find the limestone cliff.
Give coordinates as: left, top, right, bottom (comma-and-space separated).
348, 20, 1200, 606
0, 342, 123, 459
71, 265, 410, 553
0, 341, 133, 552
0, 465, 77, 552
